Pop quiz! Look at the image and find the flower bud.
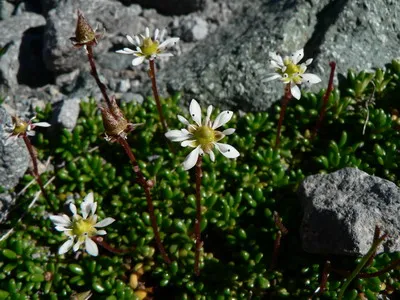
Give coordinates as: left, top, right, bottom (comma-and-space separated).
70, 10, 98, 47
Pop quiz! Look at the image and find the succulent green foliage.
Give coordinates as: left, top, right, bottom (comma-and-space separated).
1, 61, 400, 299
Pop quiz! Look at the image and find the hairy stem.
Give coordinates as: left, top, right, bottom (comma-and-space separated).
118, 136, 171, 264
194, 156, 203, 276
86, 45, 113, 111
91, 236, 132, 254
22, 135, 53, 209
313, 62, 336, 138
275, 83, 292, 148
148, 59, 168, 132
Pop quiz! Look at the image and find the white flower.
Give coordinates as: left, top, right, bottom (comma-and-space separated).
116, 27, 179, 66
165, 99, 240, 170
49, 193, 115, 256
4, 116, 51, 145
264, 49, 321, 100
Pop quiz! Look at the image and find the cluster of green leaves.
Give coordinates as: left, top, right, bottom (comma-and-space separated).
0, 60, 399, 299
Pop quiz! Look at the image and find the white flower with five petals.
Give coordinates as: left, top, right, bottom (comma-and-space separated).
49, 193, 115, 256
116, 27, 179, 66
264, 49, 321, 100
165, 99, 240, 170
4, 116, 50, 145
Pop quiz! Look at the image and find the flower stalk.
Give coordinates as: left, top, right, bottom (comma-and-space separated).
117, 136, 171, 264
313, 61, 336, 138
194, 156, 203, 276
275, 84, 292, 147
148, 59, 168, 132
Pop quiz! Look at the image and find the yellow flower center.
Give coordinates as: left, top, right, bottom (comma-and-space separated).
140, 38, 159, 58
276, 59, 303, 84
72, 217, 97, 237
13, 118, 28, 135
194, 126, 215, 148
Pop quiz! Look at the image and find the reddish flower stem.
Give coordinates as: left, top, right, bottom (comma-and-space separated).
315, 260, 331, 295
275, 83, 292, 148
22, 135, 53, 210
86, 45, 113, 112
270, 212, 288, 270
117, 136, 171, 264
194, 156, 203, 276
148, 59, 168, 133
313, 62, 336, 138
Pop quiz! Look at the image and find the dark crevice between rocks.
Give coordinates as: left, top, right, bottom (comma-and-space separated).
17, 26, 55, 88
303, 0, 349, 60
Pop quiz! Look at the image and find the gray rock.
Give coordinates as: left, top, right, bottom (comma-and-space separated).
117, 79, 131, 93
123, 0, 206, 15
0, 12, 46, 93
0, 0, 14, 20
122, 92, 144, 104
180, 16, 208, 42
0, 192, 13, 224
299, 168, 400, 256
42, 0, 143, 73
52, 98, 80, 131
0, 106, 29, 191
160, 0, 400, 111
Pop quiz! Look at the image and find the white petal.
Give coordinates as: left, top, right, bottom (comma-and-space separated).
58, 239, 74, 255
177, 115, 190, 125
165, 129, 192, 142
181, 140, 197, 148
85, 238, 99, 256
290, 83, 301, 100
73, 240, 83, 252
205, 105, 213, 126
208, 150, 215, 162
156, 53, 174, 57
182, 146, 201, 170
90, 202, 97, 216
269, 52, 284, 66
4, 135, 17, 146
189, 99, 202, 126
131, 56, 145, 66
96, 230, 107, 235
50, 214, 71, 227
215, 143, 240, 158
222, 128, 235, 135
135, 35, 141, 45
159, 29, 166, 41
291, 49, 304, 64
305, 58, 313, 65
33, 122, 51, 127
95, 217, 115, 228
262, 74, 281, 82
81, 193, 94, 219
158, 37, 179, 50
126, 35, 136, 45
212, 111, 233, 129
301, 73, 322, 85
55, 226, 70, 232
145, 27, 150, 38
116, 48, 135, 54
27, 131, 36, 136
69, 203, 77, 216
154, 28, 159, 40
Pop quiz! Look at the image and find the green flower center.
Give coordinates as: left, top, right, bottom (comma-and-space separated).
13, 119, 28, 135
140, 38, 159, 58
194, 126, 215, 147
72, 217, 96, 237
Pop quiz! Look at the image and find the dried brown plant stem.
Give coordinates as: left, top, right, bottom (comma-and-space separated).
86, 45, 113, 110
91, 236, 132, 254
313, 62, 336, 138
194, 156, 203, 276
275, 83, 292, 148
270, 211, 288, 270
22, 135, 53, 210
117, 136, 171, 264
148, 59, 168, 132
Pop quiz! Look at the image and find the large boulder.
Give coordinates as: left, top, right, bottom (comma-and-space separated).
0, 12, 46, 93
42, 0, 144, 74
159, 0, 400, 111
299, 168, 400, 255
121, 0, 206, 15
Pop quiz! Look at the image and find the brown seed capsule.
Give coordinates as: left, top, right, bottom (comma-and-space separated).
70, 10, 98, 47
